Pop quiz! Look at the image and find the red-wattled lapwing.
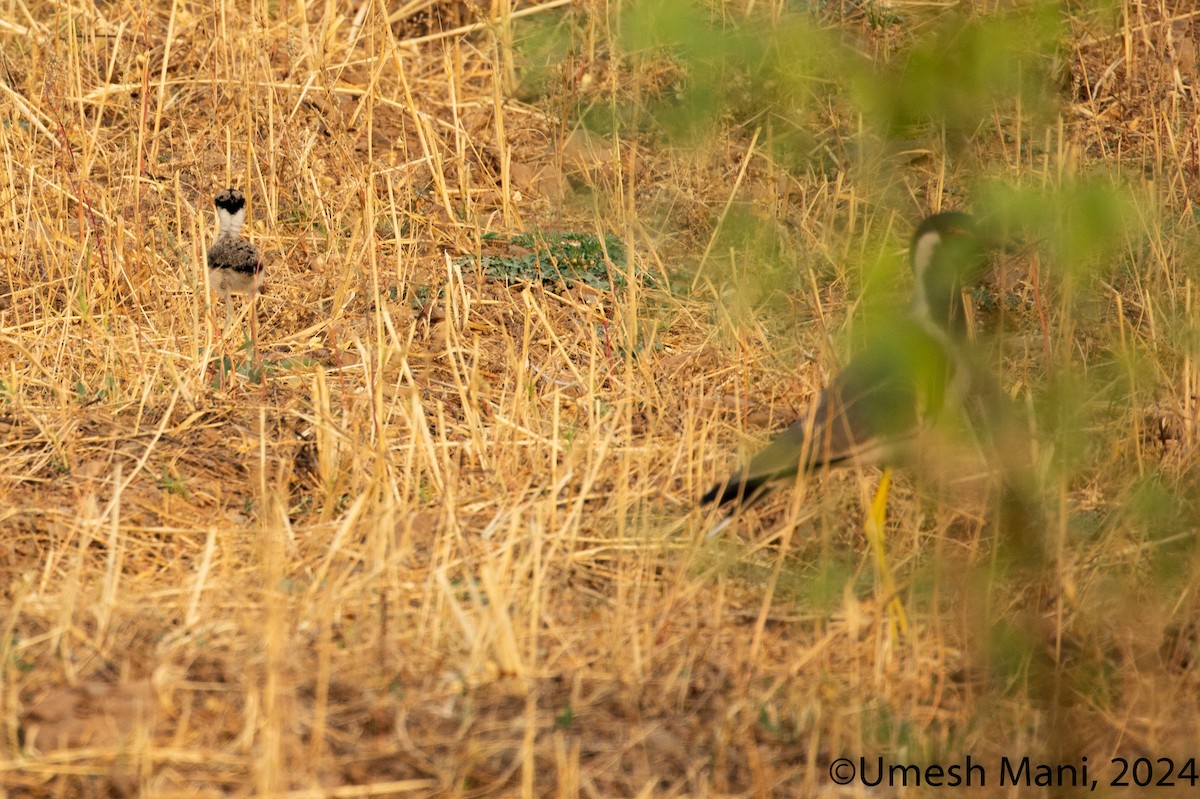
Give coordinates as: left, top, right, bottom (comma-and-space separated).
206, 188, 264, 356
701, 212, 986, 512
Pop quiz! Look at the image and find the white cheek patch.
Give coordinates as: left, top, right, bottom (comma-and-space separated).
910, 229, 941, 319
216, 207, 246, 238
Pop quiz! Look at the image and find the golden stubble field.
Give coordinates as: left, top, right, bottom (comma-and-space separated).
2, 0, 1200, 796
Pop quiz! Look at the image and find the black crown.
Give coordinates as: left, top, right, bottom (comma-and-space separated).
214, 188, 246, 212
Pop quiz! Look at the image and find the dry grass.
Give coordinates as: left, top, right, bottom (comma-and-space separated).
2, 0, 1200, 796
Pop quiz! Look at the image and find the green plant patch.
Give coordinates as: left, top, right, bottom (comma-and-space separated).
158, 466, 189, 498
462, 231, 636, 291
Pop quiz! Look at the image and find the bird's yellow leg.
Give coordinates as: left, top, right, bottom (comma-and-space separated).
865, 468, 908, 640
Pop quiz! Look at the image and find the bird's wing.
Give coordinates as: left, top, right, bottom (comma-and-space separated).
208, 238, 261, 274
700, 356, 916, 506
700, 323, 954, 508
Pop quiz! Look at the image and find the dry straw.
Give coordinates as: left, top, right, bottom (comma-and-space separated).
2, 1, 1199, 796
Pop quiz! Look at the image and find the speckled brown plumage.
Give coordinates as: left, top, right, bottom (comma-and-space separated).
206, 188, 264, 358
206, 188, 263, 297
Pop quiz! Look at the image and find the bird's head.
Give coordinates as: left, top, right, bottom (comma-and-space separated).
214, 188, 246, 213
213, 188, 247, 237
909, 211, 987, 338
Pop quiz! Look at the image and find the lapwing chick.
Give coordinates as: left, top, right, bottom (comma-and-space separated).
701, 212, 986, 510
206, 188, 263, 355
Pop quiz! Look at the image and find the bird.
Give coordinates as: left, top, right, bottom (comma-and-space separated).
701, 211, 988, 510
206, 188, 264, 355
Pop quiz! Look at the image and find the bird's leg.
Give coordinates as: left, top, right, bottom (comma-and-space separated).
248, 290, 259, 365
216, 288, 235, 389
865, 468, 907, 641
218, 288, 232, 343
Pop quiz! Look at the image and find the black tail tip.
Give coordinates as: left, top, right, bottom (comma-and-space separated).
699, 483, 724, 505
700, 476, 763, 507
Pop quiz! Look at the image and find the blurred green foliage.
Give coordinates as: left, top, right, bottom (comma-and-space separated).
977, 179, 1138, 276
513, 1, 1136, 315
617, 0, 1062, 150
517, 0, 1194, 768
